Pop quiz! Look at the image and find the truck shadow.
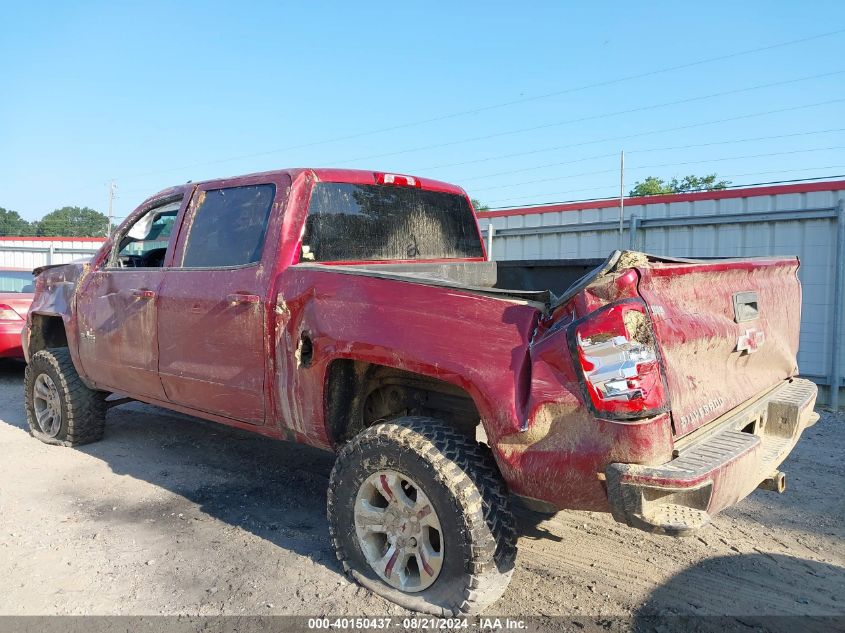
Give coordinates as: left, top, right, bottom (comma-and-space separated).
0, 360, 27, 430
80, 401, 342, 575
632, 553, 845, 632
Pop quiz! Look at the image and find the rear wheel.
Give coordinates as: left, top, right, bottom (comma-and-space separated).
327, 416, 517, 615
25, 348, 106, 446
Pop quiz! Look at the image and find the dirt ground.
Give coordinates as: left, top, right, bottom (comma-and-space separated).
0, 359, 843, 626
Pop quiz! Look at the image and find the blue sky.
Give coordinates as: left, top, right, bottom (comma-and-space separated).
1, 1, 844, 222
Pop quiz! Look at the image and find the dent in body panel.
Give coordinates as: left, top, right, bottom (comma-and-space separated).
271, 266, 541, 451
26, 262, 91, 369
29, 262, 89, 319
494, 319, 673, 511
638, 261, 801, 436
501, 251, 803, 511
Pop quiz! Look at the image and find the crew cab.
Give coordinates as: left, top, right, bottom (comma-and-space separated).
22, 168, 818, 615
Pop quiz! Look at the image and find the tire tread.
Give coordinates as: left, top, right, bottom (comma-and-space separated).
327, 416, 516, 615
25, 348, 106, 446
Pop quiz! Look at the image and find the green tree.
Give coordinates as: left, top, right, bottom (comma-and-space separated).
37, 206, 109, 237
470, 198, 490, 212
629, 173, 731, 197
0, 207, 36, 236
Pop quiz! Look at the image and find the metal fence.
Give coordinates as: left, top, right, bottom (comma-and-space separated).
0, 238, 105, 269
478, 183, 845, 407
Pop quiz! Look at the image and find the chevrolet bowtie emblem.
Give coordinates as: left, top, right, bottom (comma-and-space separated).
736, 328, 765, 354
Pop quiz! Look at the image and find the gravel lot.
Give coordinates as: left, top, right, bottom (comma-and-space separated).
0, 359, 842, 628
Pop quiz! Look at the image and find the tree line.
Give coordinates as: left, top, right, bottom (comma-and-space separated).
0, 206, 110, 238
471, 173, 730, 212
628, 173, 730, 197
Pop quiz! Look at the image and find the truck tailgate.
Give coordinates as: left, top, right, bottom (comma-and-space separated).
635, 257, 801, 437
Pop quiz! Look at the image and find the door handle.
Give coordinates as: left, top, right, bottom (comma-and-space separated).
227, 293, 260, 305
130, 289, 156, 299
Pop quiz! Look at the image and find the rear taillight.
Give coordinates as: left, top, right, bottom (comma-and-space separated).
570, 300, 667, 418
0, 304, 22, 321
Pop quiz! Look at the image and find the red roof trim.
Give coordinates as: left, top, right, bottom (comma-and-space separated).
477, 179, 845, 218
0, 236, 107, 242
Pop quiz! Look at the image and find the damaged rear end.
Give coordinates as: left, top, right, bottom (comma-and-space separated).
513, 251, 818, 536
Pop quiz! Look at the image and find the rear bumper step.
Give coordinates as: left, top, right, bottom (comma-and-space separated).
605, 378, 818, 536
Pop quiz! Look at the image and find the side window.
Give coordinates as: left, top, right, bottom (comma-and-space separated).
181, 184, 275, 268
113, 200, 181, 268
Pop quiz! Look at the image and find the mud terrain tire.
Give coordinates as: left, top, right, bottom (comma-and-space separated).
328, 416, 517, 615
25, 348, 106, 446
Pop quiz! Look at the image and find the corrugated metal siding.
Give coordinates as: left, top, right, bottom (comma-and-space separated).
479, 187, 845, 404
0, 239, 105, 269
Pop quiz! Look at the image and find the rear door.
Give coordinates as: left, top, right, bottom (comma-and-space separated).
156, 173, 291, 424
636, 257, 801, 437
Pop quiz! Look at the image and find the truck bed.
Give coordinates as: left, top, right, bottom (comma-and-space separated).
299, 250, 803, 439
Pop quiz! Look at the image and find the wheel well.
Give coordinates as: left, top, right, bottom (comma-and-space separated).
325, 360, 481, 445
29, 314, 68, 356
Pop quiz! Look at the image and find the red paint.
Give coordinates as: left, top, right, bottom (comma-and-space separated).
478, 178, 845, 218
380, 474, 394, 499
636, 257, 801, 436
23, 167, 815, 532
0, 296, 31, 358
0, 268, 34, 358
419, 549, 434, 577
384, 548, 400, 578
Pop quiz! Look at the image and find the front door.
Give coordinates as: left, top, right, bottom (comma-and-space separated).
156, 174, 290, 424
76, 195, 187, 399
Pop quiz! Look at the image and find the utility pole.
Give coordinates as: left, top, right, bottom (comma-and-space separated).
619, 150, 625, 245
107, 181, 117, 237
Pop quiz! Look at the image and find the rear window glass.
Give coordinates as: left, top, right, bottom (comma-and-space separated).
301, 183, 483, 262
182, 184, 275, 268
0, 270, 34, 293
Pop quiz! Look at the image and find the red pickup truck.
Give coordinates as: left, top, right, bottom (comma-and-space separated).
22, 168, 818, 615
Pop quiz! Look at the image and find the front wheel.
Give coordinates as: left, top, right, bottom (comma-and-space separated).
25, 348, 106, 446
327, 417, 517, 615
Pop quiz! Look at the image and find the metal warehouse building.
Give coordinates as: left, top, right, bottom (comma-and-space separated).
0, 237, 106, 269
476, 179, 845, 407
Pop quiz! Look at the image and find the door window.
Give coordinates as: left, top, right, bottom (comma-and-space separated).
113, 200, 181, 268
181, 184, 276, 268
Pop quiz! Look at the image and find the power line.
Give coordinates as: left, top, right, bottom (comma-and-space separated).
103, 28, 845, 181
484, 169, 845, 207
719, 166, 845, 180
88, 127, 845, 213
471, 145, 845, 193
455, 127, 845, 183
332, 71, 845, 165
410, 100, 845, 173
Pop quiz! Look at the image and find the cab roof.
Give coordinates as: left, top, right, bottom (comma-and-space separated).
142, 168, 468, 208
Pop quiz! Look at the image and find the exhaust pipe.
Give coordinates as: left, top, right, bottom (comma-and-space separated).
758, 471, 786, 493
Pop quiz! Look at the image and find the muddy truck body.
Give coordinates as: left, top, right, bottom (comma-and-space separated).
22, 168, 818, 615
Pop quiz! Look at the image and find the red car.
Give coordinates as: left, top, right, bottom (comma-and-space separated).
22, 168, 817, 615
0, 267, 34, 358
